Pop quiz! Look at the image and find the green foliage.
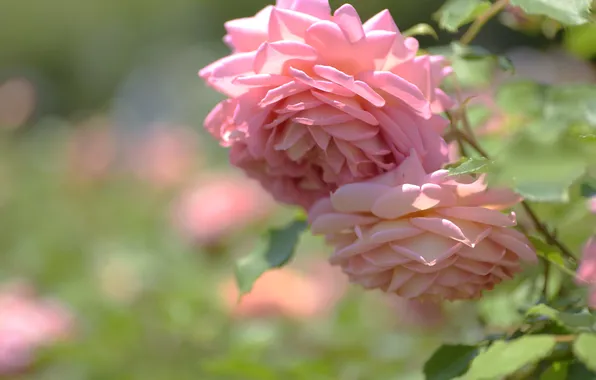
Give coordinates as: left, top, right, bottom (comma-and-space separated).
463, 336, 557, 379
423, 345, 478, 380
434, 0, 491, 32
509, 0, 592, 26
525, 304, 596, 333
573, 334, 596, 371
568, 361, 596, 379
235, 219, 307, 295
403, 23, 439, 39
482, 80, 596, 203
541, 362, 571, 380
447, 157, 493, 175
565, 24, 596, 59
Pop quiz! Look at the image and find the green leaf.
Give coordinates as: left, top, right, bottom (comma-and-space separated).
515, 182, 579, 203
541, 361, 570, 380
581, 179, 596, 198
565, 24, 596, 59
525, 304, 596, 332
423, 344, 478, 380
580, 134, 596, 143
450, 42, 515, 73
434, 0, 491, 32
448, 157, 494, 176
495, 137, 587, 203
403, 23, 438, 39
544, 85, 596, 128
496, 81, 546, 117
509, 0, 591, 26
234, 219, 308, 295
573, 334, 596, 372
568, 361, 596, 379
463, 335, 557, 379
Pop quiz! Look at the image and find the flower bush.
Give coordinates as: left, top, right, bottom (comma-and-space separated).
198, 0, 596, 378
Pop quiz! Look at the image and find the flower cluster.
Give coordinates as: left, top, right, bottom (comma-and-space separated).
200, 0, 537, 300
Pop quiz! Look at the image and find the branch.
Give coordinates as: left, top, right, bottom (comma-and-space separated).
452, 128, 577, 263
460, 0, 510, 46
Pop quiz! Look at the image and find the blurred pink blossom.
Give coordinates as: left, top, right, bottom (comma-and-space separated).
171, 174, 275, 245
0, 78, 36, 130
0, 281, 73, 376
576, 236, 596, 309
219, 262, 346, 319
66, 117, 115, 184
128, 124, 201, 189
200, 0, 454, 208
588, 197, 596, 214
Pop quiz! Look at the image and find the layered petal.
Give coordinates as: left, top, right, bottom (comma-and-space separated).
199, 1, 455, 208
309, 154, 537, 301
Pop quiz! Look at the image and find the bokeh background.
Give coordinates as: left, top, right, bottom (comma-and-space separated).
1, 1, 595, 379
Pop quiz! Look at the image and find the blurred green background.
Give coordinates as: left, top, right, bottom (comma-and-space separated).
0, 1, 594, 379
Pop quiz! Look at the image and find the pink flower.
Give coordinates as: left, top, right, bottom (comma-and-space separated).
0, 281, 73, 375
128, 124, 201, 189
171, 174, 275, 245
309, 152, 537, 301
0, 78, 36, 130
219, 263, 346, 319
576, 236, 596, 309
200, 0, 454, 208
588, 197, 596, 214
65, 118, 115, 184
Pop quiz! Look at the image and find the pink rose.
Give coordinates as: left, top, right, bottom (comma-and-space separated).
0, 281, 73, 375
309, 152, 537, 301
171, 174, 275, 245
200, 0, 454, 208
588, 197, 596, 214
576, 236, 596, 309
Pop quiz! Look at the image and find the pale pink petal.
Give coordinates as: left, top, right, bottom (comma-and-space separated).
391, 234, 462, 266
489, 228, 537, 263
435, 207, 517, 227
358, 71, 430, 118
410, 217, 492, 248
268, 8, 320, 42
331, 182, 389, 212
333, 4, 365, 43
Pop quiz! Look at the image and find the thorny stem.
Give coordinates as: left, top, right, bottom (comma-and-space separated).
452, 127, 577, 264
450, 75, 477, 142
446, 111, 468, 157
542, 260, 550, 300
520, 202, 577, 264
460, 0, 510, 46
